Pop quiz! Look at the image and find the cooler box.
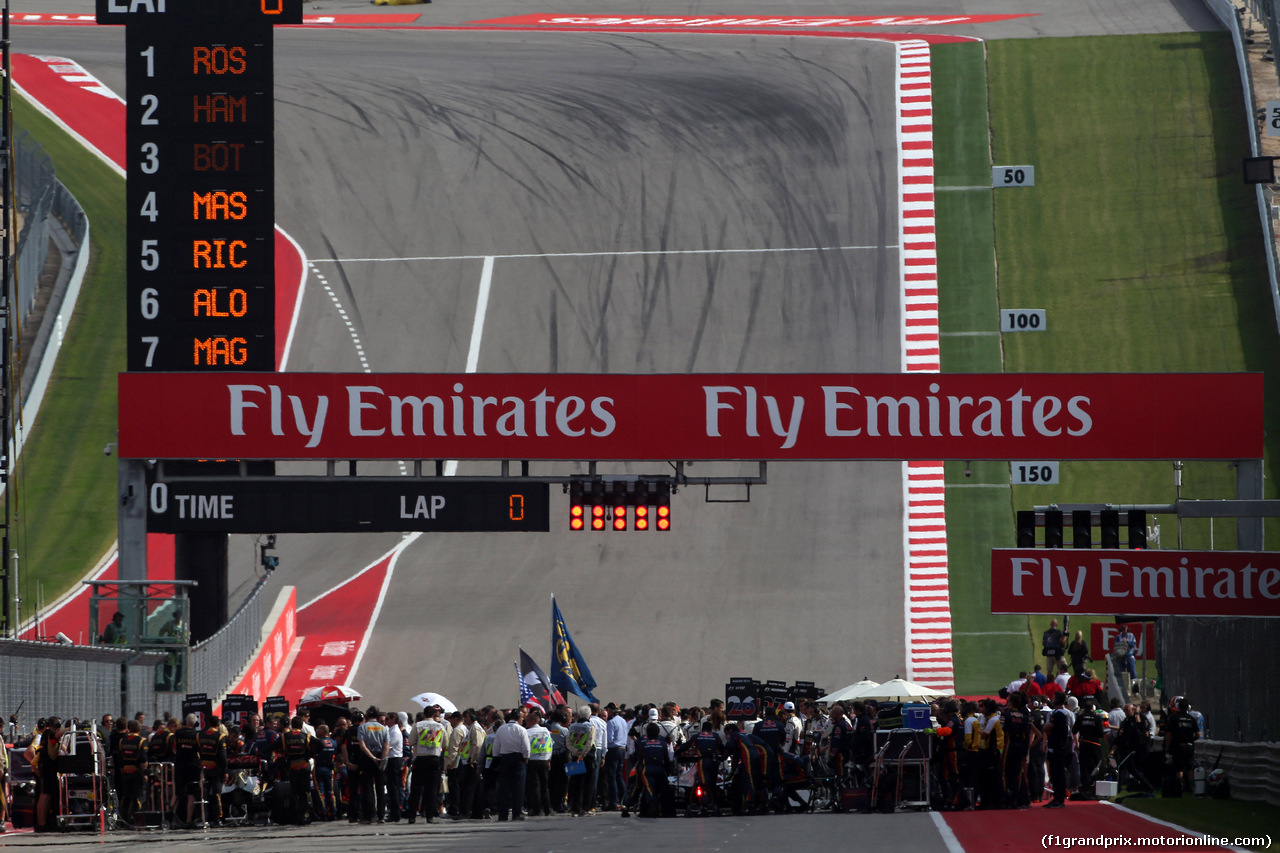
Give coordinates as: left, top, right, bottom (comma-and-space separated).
1095, 780, 1118, 798
902, 703, 930, 731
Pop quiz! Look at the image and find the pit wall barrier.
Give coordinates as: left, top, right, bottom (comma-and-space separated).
1199, 740, 1280, 806
215, 586, 297, 712
1202, 0, 1280, 331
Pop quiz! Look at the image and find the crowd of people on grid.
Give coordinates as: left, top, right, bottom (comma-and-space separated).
6, 676, 1206, 830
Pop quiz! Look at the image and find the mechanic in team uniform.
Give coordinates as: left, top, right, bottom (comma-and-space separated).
977, 699, 1005, 809
278, 716, 314, 825
934, 700, 964, 809
311, 724, 338, 821
752, 712, 785, 755
1162, 697, 1201, 796
632, 723, 674, 817
688, 721, 722, 815
826, 704, 855, 785
724, 723, 772, 815
197, 715, 228, 825
172, 714, 203, 826
1002, 694, 1037, 808
1073, 698, 1106, 794
116, 720, 149, 827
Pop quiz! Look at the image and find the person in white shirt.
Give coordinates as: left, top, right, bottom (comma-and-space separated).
1055, 664, 1071, 692
655, 703, 685, 747
299, 708, 317, 738
385, 712, 406, 822
494, 714, 531, 821
780, 702, 804, 755
407, 706, 447, 824
1007, 672, 1028, 694
525, 708, 553, 817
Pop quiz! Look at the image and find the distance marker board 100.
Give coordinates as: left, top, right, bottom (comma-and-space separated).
99, 0, 303, 371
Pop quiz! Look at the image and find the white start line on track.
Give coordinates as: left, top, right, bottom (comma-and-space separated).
474, 14, 1035, 29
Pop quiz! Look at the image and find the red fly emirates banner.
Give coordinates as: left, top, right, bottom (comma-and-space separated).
117, 372, 1262, 461
991, 549, 1280, 617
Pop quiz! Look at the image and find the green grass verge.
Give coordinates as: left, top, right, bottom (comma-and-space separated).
1120, 797, 1280, 852
934, 33, 1280, 693
933, 41, 1030, 690
9, 93, 125, 622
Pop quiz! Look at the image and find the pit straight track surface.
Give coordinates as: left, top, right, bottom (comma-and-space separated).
273, 29, 907, 706
13, 0, 1225, 708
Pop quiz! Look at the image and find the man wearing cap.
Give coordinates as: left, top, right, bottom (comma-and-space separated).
355, 706, 390, 823
102, 612, 127, 645
407, 706, 446, 823
781, 703, 804, 756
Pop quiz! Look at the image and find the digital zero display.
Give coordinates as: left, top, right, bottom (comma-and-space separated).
145, 478, 551, 533
100, 1, 302, 371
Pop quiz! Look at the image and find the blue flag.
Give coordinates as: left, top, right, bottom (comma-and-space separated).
551, 596, 598, 703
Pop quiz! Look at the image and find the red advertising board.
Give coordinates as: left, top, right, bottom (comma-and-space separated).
118, 372, 1261, 461
1091, 622, 1155, 660
991, 549, 1280, 617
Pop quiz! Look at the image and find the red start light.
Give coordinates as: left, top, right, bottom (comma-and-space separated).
591, 505, 605, 518
613, 515, 627, 531
591, 516, 606, 531
635, 506, 649, 530
570, 505, 584, 518
657, 505, 671, 531
570, 517, 584, 530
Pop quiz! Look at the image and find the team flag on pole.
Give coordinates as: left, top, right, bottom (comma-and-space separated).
519, 647, 566, 709
516, 662, 545, 712
551, 595, 599, 703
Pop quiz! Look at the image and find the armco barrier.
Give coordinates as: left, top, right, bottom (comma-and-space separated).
1200, 740, 1280, 806
217, 586, 297, 709
1203, 0, 1280, 331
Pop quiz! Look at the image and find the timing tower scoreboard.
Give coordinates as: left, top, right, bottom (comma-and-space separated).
98, 0, 302, 371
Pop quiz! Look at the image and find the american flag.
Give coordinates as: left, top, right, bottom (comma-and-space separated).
516, 662, 545, 711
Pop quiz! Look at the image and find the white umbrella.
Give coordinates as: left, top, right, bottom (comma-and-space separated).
409, 692, 458, 714
844, 676, 947, 703
298, 684, 362, 707
819, 678, 880, 703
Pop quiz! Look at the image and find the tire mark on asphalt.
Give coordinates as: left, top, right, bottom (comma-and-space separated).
685, 218, 728, 372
